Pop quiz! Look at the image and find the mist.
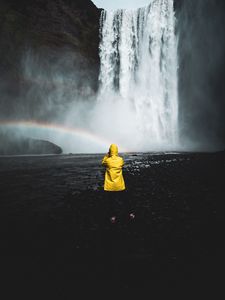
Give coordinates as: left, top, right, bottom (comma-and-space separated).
0, 47, 133, 153
0, 0, 224, 154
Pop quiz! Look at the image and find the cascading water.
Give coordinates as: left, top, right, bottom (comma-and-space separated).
98, 0, 179, 150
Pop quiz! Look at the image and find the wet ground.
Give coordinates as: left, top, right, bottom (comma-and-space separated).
0, 151, 224, 298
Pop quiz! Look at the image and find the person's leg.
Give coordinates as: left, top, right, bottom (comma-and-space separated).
105, 191, 135, 222
121, 190, 135, 220
104, 192, 117, 222
106, 191, 125, 223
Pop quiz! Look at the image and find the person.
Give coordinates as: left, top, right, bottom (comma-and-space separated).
102, 144, 134, 223
102, 144, 125, 192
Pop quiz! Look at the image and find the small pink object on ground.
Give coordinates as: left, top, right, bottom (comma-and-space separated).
110, 216, 116, 223
129, 213, 135, 220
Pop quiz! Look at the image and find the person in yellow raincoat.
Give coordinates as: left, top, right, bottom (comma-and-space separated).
102, 144, 125, 192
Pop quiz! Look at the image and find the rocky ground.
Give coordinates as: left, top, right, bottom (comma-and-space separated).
0, 151, 224, 298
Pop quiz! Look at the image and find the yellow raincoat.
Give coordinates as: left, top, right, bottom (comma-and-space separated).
102, 144, 125, 191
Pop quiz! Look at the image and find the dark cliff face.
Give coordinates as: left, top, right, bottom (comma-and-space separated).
175, 0, 225, 149
0, 131, 62, 155
0, 0, 101, 119
0, 0, 100, 66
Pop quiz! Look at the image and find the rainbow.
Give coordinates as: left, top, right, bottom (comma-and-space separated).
0, 120, 127, 152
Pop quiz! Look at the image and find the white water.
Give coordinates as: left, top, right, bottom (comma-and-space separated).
98, 0, 179, 151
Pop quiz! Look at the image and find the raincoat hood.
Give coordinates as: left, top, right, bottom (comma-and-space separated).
109, 144, 118, 156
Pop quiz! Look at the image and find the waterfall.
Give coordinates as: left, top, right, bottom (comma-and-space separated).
98, 0, 179, 150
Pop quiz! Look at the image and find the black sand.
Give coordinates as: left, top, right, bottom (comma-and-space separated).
0, 152, 224, 298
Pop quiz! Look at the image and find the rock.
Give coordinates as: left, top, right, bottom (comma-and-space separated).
175, 0, 225, 148
0, 132, 62, 154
